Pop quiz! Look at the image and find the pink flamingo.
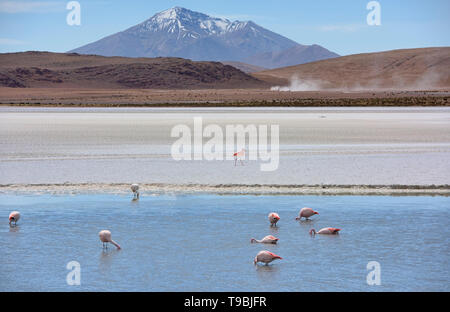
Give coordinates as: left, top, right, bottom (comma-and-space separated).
233, 148, 245, 166
254, 250, 283, 265
309, 227, 341, 235
251, 235, 279, 244
268, 212, 280, 226
8, 211, 20, 226
99, 230, 121, 250
295, 207, 319, 220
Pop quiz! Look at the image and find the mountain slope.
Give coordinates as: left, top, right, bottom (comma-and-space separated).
245, 44, 339, 68
70, 7, 338, 68
0, 51, 266, 89
253, 47, 450, 90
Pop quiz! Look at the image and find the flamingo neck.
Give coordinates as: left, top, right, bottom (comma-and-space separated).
110, 240, 121, 250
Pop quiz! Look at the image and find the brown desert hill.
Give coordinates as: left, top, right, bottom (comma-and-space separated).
253, 47, 450, 90
0, 51, 267, 89
221, 61, 267, 73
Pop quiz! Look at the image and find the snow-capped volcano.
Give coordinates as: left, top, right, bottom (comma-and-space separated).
132, 7, 244, 37
70, 7, 338, 69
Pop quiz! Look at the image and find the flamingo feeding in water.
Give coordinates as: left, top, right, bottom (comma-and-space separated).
295, 207, 319, 221
8, 211, 20, 226
99, 230, 121, 250
131, 184, 140, 199
309, 227, 341, 235
233, 148, 245, 166
251, 235, 279, 244
254, 250, 283, 265
268, 212, 280, 227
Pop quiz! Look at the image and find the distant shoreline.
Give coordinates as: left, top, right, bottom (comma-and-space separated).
0, 87, 448, 107
1, 96, 448, 107
1, 183, 449, 196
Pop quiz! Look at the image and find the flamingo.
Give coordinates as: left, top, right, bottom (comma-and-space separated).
251, 235, 279, 244
254, 250, 282, 265
131, 184, 139, 199
295, 207, 319, 220
268, 212, 280, 227
8, 211, 20, 226
99, 230, 121, 250
233, 148, 245, 166
309, 227, 341, 235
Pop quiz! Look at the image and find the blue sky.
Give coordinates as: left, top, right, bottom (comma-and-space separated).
0, 0, 449, 55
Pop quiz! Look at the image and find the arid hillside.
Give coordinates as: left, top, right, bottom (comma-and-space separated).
0, 51, 266, 89
253, 47, 450, 91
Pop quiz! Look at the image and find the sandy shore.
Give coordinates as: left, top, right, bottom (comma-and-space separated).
1, 106, 449, 189
1, 183, 449, 196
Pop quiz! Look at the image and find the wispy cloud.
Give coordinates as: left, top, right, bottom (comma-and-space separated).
0, 38, 27, 45
0, 1, 63, 13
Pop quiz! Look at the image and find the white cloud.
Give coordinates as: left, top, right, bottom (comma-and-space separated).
0, 38, 26, 45
0, 1, 63, 13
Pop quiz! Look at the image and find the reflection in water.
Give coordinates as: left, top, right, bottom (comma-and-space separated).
99, 249, 120, 271
255, 263, 280, 283
9, 225, 20, 232
269, 226, 279, 235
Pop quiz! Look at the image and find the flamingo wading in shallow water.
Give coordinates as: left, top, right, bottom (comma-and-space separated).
233, 148, 245, 166
310, 228, 341, 235
99, 230, 121, 250
251, 235, 279, 244
268, 212, 280, 227
131, 184, 139, 199
296, 207, 319, 221
8, 211, 20, 226
254, 250, 283, 265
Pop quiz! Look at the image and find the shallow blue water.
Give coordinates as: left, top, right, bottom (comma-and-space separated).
0, 194, 449, 291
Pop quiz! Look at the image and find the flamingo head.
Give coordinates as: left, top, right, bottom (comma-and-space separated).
309, 229, 316, 235
250, 238, 256, 243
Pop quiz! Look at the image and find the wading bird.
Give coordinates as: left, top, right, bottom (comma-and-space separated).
254, 250, 282, 265
309, 228, 341, 235
131, 184, 140, 199
295, 207, 319, 221
268, 212, 280, 227
251, 235, 279, 244
8, 211, 20, 226
99, 230, 121, 250
233, 148, 245, 166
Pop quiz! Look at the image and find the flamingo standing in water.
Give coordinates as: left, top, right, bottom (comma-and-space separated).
233, 148, 245, 166
254, 250, 283, 265
251, 235, 279, 244
310, 228, 341, 235
8, 211, 20, 226
268, 212, 280, 227
99, 230, 121, 250
295, 207, 319, 221
131, 184, 140, 199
